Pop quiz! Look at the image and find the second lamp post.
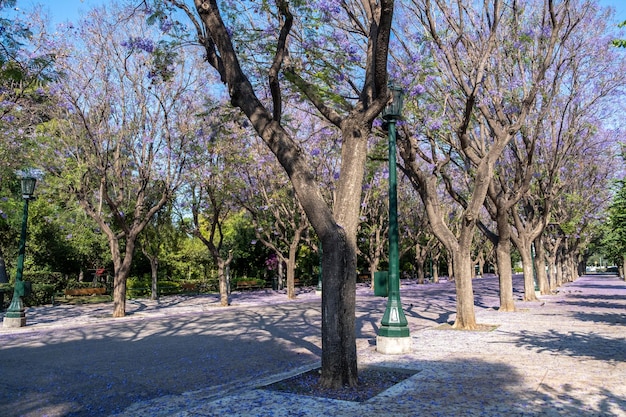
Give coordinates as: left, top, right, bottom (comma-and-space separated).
377, 84, 411, 354
3, 175, 36, 328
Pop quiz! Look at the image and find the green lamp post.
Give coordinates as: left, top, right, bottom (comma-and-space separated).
377, 83, 411, 354
3, 175, 36, 328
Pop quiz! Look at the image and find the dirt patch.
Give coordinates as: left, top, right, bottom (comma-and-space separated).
261, 366, 418, 402
434, 323, 499, 331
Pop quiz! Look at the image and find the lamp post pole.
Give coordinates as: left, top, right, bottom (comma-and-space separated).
4, 176, 36, 328
377, 84, 411, 354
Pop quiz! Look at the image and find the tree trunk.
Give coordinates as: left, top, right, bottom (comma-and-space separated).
477, 257, 484, 277
111, 236, 137, 318
416, 261, 425, 284
519, 243, 538, 302
415, 244, 427, 283
320, 229, 357, 389
556, 253, 564, 287
452, 248, 477, 329
217, 260, 230, 307
286, 242, 297, 300
534, 237, 550, 295
316, 122, 366, 388
150, 257, 159, 301
112, 260, 131, 318
369, 257, 380, 290
141, 245, 160, 301
432, 259, 440, 283
495, 238, 515, 312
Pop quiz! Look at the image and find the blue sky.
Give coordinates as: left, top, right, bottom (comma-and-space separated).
37, 0, 626, 25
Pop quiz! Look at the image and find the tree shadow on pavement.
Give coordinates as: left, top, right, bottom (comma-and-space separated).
400, 358, 625, 417
512, 329, 626, 362
572, 311, 626, 325
0, 303, 323, 417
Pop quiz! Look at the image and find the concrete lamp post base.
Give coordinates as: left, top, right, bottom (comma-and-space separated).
376, 335, 412, 355
3, 314, 26, 328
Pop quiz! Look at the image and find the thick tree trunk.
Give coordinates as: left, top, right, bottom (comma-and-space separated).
112, 260, 131, 318
111, 237, 137, 318
320, 229, 357, 389
452, 249, 477, 329
432, 260, 440, 283
317, 122, 367, 389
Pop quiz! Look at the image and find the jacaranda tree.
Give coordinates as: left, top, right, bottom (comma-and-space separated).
39, 4, 209, 317
158, 0, 395, 387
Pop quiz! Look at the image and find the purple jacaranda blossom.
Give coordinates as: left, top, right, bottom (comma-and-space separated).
410, 84, 426, 97
121, 37, 154, 53
159, 18, 173, 33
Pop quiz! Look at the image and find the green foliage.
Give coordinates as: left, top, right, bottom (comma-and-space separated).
15, 271, 67, 307
613, 20, 626, 48
612, 39, 626, 48
601, 180, 626, 265
225, 211, 272, 280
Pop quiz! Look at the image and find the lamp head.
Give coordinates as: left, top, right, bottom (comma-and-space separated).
20, 176, 36, 199
382, 83, 404, 121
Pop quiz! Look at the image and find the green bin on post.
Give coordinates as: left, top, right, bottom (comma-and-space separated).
374, 271, 388, 297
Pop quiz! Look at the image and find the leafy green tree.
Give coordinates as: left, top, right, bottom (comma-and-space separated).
603, 179, 626, 279
0, 3, 57, 284
222, 210, 272, 283
138, 202, 179, 300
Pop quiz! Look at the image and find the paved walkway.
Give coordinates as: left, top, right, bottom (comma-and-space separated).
1, 274, 624, 416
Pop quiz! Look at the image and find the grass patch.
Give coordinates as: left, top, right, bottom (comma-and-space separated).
261, 366, 418, 402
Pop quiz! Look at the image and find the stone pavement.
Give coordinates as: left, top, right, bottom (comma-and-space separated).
1, 274, 624, 416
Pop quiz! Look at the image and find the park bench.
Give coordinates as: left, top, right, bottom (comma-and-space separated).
357, 273, 372, 283
53, 287, 110, 304
236, 280, 263, 290
181, 283, 198, 293
64, 287, 107, 296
